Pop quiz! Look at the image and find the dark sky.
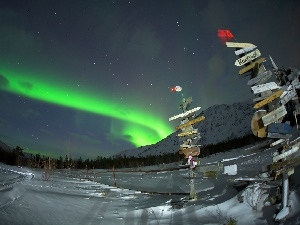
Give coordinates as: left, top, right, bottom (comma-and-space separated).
0, 0, 299, 159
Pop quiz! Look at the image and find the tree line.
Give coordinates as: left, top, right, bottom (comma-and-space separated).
0, 133, 263, 170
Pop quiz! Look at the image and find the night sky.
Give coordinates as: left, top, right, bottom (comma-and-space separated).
0, 0, 299, 159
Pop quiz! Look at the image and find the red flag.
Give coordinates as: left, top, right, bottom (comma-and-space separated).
218, 29, 234, 42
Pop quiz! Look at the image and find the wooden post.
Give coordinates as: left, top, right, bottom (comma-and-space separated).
189, 168, 196, 199
112, 165, 116, 187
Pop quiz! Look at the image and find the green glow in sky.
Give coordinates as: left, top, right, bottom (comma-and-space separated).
1, 68, 173, 147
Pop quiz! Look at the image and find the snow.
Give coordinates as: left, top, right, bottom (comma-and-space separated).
275, 207, 290, 221
1, 100, 300, 224
1, 139, 300, 224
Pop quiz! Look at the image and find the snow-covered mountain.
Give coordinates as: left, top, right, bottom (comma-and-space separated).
115, 100, 255, 158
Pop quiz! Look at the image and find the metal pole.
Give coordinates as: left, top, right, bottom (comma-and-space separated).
189, 168, 196, 199
282, 171, 289, 208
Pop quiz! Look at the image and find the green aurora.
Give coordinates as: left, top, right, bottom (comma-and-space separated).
0, 68, 173, 147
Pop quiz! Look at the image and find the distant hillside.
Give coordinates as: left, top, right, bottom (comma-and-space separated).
0, 140, 13, 152
115, 100, 255, 158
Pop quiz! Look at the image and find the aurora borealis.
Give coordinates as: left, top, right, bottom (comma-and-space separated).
0, 0, 299, 158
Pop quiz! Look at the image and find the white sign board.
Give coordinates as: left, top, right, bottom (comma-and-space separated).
262, 105, 287, 126
235, 49, 261, 66
169, 107, 201, 121
251, 82, 280, 94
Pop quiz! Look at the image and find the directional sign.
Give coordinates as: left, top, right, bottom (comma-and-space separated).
239, 58, 266, 75
176, 116, 205, 130
180, 146, 200, 157
247, 70, 272, 86
267, 133, 292, 139
177, 129, 198, 137
169, 107, 201, 121
281, 88, 297, 105
270, 139, 286, 147
235, 49, 261, 67
273, 146, 299, 162
251, 82, 280, 95
262, 105, 287, 126
253, 89, 283, 109
268, 123, 292, 134
226, 42, 256, 48
253, 90, 273, 102
235, 46, 256, 55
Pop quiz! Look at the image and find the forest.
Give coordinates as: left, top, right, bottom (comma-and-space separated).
0, 133, 261, 170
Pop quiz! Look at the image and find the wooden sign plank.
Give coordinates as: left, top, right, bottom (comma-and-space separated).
267, 133, 292, 139
235, 46, 256, 55
226, 42, 256, 48
253, 89, 283, 109
281, 88, 297, 105
270, 139, 286, 147
262, 105, 287, 126
176, 116, 205, 130
247, 70, 272, 86
253, 90, 273, 102
270, 157, 300, 171
268, 123, 292, 134
169, 107, 201, 121
262, 157, 300, 172
239, 58, 266, 75
235, 49, 261, 67
251, 82, 280, 95
177, 129, 198, 137
180, 146, 200, 157
273, 146, 299, 162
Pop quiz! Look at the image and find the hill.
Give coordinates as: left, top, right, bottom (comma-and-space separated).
115, 100, 255, 158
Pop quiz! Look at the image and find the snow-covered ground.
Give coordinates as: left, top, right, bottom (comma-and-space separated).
1, 142, 300, 224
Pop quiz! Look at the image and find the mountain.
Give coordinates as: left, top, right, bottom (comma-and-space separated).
114, 100, 255, 158
0, 140, 13, 152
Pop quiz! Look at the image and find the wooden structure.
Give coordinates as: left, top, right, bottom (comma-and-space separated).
169, 96, 205, 199
226, 40, 300, 220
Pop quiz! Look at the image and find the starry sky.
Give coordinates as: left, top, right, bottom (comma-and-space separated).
0, 0, 299, 159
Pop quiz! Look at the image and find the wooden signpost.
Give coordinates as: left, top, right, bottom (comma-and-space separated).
227, 40, 300, 221
169, 96, 205, 200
